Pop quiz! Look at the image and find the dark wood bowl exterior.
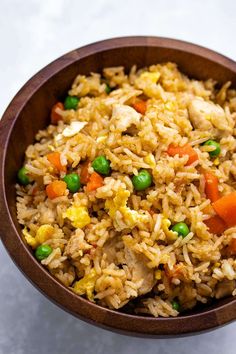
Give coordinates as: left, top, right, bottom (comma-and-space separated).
0, 37, 236, 337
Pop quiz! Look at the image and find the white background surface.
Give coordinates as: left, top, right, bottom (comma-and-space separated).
0, 0, 236, 353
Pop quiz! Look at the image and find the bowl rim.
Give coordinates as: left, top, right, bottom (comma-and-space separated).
0, 36, 236, 337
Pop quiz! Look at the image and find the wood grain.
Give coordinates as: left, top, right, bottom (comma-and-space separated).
0, 37, 236, 337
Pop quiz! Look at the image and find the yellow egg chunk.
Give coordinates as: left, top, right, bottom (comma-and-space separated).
144, 153, 156, 169
162, 218, 178, 241
105, 188, 149, 231
135, 71, 161, 98
23, 228, 37, 249
155, 270, 162, 280
35, 224, 54, 244
73, 269, 97, 301
139, 71, 160, 83
64, 206, 91, 228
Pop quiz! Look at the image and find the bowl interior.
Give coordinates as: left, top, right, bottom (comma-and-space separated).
1, 38, 236, 336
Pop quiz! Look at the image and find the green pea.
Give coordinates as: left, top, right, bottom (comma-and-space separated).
63, 173, 81, 193
105, 83, 112, 94
172, 300, 181, 312
171, 222, 189, 237
17, 166, 30, 186
203, 140, 221, 157
132, 170, 152, 191
64, 96, 79, 110
35, 244, 52, 261
92, 156, 110, 176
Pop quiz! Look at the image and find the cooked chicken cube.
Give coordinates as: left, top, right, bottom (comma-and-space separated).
110, 104, 141, 132
188, 98, 231, 135
215, 279, 235, 299
124, 247, 155, 295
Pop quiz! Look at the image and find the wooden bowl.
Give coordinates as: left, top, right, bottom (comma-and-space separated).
0, 37, 236, 337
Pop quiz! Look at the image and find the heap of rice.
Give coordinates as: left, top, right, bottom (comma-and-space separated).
16, 63, 236, 317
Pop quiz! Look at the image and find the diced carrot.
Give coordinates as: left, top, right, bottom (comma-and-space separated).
202, 204, 215, 215
213, 192, 236, 227
167, 143, 198, 166
46, 180, 67, 199
204, 172, 220, 203
86, 172, 103, 192
228, 238, 236, 255
47, 152, 66, 172
80, 161, 90, 184
204, 215, 227, 235
133, 100, 147, 115
51, 102, 64, 124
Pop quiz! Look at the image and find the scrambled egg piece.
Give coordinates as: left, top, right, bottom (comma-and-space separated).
62, 121, 87, 137
110, 104, 141, 132
63, 205, 91, 228
138, 71, 160, 84
23, 228, 37, 249
36, 225, 54, 244
48, 144, 55, 151
162, 218, 178, 242
135, 71, 161, 97
155, 270, 162, 280
105, 187, 149, 231
23, 224, 55, 249
73, 269, 97, 301
144, 153, 156, 169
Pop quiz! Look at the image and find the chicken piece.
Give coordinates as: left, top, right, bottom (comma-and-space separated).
188, 98, 231, 135
106, 87, 142, 105
103, 237, 118, 264
64, 229, 90, 259
62, 121, 87, 137
124, 246, 155, 295
215, 279, 235, 299
110, 104, 141, 132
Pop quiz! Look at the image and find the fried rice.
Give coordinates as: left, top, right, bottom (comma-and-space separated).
16, 62, 236, 317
